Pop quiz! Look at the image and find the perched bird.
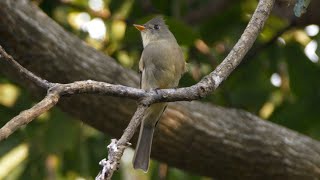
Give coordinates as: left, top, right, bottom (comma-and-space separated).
133, 16, 186, 172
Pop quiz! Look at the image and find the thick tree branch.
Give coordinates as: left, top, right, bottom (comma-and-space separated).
1, 0, 274, 145
1, 0, 320, 179
97, 0, 276, 178
2, 0, 275, 178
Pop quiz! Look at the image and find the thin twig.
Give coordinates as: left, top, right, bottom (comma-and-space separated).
96, 105, 148, 180
0, 92, 60, 140
0, 46, 54, 89
0, 0, 275, 179
117, 105, 148, 145
97, 0, 275, 179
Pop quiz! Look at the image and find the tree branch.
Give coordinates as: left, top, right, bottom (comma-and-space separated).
96, 105, 148, 180
0, 92, 59, 140
1, 0, 320, 179
1, 0, 275, 179
0, 46, 53, 89
0, 0, 275, 139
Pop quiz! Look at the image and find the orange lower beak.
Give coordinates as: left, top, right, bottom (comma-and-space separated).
133, 24, 146, 31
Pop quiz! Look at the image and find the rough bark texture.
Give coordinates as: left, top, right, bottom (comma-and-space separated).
0, 0, 320, 179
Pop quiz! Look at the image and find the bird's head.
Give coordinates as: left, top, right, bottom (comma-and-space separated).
134, 16, 175, 47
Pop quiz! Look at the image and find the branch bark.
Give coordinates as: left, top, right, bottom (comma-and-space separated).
0, 0, 320, 179
0, 92, 59, 140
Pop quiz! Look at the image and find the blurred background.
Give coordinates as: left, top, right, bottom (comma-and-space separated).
0, 0, 319, 179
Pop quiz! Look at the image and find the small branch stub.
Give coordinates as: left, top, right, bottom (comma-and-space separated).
0, 0, 276, 179
96, 139, 118, 180
96, 139, 132, 180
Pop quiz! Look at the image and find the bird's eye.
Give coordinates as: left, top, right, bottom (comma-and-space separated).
154, 24, 160, 30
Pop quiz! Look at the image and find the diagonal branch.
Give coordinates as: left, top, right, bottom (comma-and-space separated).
96, 105, 148, 180
0, 92, 60, 140
2, 0, 319, 179
0, 46, 54, 89
0, 0, 275, 143
96, 0, 275, 178
0, 0, 275, 179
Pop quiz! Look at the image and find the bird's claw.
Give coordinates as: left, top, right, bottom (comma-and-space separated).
152, 88, 161, 94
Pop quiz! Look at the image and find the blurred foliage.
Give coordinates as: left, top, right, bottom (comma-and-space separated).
1, 0, 320, 179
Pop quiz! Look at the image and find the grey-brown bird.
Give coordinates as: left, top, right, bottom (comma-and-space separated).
133, 16, 186, 172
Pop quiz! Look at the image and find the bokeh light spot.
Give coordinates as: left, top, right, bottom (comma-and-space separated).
0, 83, 20, 107
270, 73, 282, 87
84, 18, 106, 40
304, 40, 319, 63
305, 24, 319, 37
89, 0, 104, 11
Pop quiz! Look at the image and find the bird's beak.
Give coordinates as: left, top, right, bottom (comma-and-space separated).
133, 24, 146, 31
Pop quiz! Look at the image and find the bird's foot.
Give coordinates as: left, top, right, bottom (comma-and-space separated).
152, 88, 161, 94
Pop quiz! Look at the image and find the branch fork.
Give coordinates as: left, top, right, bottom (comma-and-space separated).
0, 0, 275, 179
96, 139, 132, 180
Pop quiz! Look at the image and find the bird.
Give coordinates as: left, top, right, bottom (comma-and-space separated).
132, 16, 186, 172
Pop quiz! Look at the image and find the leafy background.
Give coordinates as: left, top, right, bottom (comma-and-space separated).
0, 0, 319, 179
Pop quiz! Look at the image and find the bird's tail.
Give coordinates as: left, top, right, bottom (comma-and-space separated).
133, 103, 167, 172
133, 124, 154, 172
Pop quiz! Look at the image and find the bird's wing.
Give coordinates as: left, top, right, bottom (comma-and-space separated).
139, 43, 166, 89
138, 54, 144, 89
